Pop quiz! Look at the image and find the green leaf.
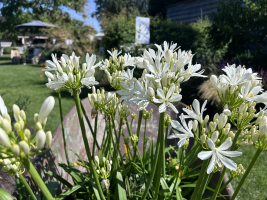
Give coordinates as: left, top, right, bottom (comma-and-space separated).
46, 181, 59, 197
42, 168, 72, 188
58, 162, 84, 183
116, 172, 127, 200
55, 182, 85, 200
160, 178, 171, 198
0, 189, 15, 200
88, 175, 101, 200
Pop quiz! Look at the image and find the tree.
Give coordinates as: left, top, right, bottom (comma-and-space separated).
208, 0, 267, 56
0, 0, 87, 40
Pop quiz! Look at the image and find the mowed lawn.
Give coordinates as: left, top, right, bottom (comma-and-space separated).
0, 54, 75, 132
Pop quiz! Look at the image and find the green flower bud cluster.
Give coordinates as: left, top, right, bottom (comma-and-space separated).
94, 156, 111, 181
0, 153, 20, 177
131, 112, 137, 119
88, 86, 115, 111
230, 164, 245, 178
131, 134, 139, 144
238, 128, 254, 147
164, 114, 171, 126
142, 109, 153, 120
230, 102, 256, 130
118, 104, 131, 118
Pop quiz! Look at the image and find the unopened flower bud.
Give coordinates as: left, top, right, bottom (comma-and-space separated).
253, 134, 259, 143
36, 130, 46, 150
259, 116, 267, 130
19, 141, 29, 154
19, 120, 24, 129
222, 128, 230, 135
38, 96, 55, 124
107, 164, 111, 171
19, 110, 26, 121
34, 113, 39, 123
0, 128, 11, 148
223, 109, 231, 116
35, 122, 42, 130
218, 113, 227, 129
200, 134, 207, 143
228, 131, 235, 138
239, 103, 246, 113
148, 87, 155, 97
259, 124, 267, 137
13, 104, 20, 117
2, 119, 11, 133
165, 50, 172, 63
193, 120, 198, 132
101, 168, 106, 175
131, 112, 136, 119
213, 113, 219, 122
209, 122, 216, 132
204, 115, 209, 124
3, 113, 11, 122
211, 131, 219, 143
68, 73, 74, 83
14, 122, 21, 131
46, 131, 52, 147
210, 75, 218, 86
24, 129, 31, 139
103, 157, 106, 163
12, 144, 20, 156
95, 156, 99, 166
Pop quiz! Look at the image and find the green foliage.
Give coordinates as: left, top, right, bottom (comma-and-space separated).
150, 16, 198, 51
0, 0, 87, 40
103, 16, 136, 57
3, 47, 18, 54
0, 189, 14, 200
208, 0, 267, 56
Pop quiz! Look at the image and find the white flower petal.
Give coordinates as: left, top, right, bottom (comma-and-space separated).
218, 140, 232, 151
198, 151, 213, 160
217, 153, 237, 170
218, 150, 242, 158
207, 153, 216, 174
207, 138, 215, 150
159, 103, 166, 113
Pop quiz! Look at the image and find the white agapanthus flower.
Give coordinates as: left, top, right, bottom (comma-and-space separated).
168, 114, 194, 147
183, 99, 207, 123
153, 85, 182, 113
239, 81, 263, 102
146, 59, 170, 82
179, 62, 206, 81
0, 96, 7, 119
119, 68, 134, 81
155, 41, 179, 54
210, 75, 229, 93
107, 49, 122, 60
198, 138, 242, 174
220, 64, 257, 86
46, 72, 68, 90
122, 53, 135, 68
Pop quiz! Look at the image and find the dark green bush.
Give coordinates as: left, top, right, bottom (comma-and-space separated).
3, 47, 18, 54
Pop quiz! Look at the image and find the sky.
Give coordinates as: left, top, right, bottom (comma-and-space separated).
61, 1, 101, 33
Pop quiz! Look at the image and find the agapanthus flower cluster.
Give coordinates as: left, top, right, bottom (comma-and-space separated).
116, 42, 206, 113
230, 164, 245, 178
44, 52, 101, 93
100, 50, 135, 90
168, 99, 242, 174
210, 64, 266, 109
0, 96, 54, 176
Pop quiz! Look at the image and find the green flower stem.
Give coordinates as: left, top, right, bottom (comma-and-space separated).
93, 114, 98, 156
162, 126, 169, 178
230, 148, 262, 200
210, 129, 242, 200
190, 159, 209, 200
141, 112, 165, 200
19, 174, 37, 200
21, 157, 53, 200
73, 90, 105, 200
152, 112, 165, 200
133, 111, 143, 160
58, 92, 70, 165
142, 119, 148, 162
115, 117, 124, 161
80, 102, 100, 150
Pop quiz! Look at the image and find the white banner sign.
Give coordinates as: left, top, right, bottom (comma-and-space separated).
136, 17, 150, 44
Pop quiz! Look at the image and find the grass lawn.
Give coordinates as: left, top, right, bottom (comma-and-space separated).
0, 54, 91, 133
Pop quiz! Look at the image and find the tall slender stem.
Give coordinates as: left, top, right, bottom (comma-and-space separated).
190, 159, 209, 200
230, 148, 262, 200
210, 129, 242, 200
143, 119, 148, 162
162, 126, 169, 178
73, 89, 105, 200
152, 112, 165, 200
141, 112, 165, 200
93, 114, 98, 156
133, 111, 143, 160
22, 157, 53, 200
58, 92, 70, 165
19, 175, 37, 200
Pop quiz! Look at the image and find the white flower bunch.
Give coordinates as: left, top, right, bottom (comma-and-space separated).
44, 52, 100, 92
94, 156, 111, 190
0, 153, 20, 177
117, 42, 206, 113
0, 96, 54, 177
210, 64, 265, 108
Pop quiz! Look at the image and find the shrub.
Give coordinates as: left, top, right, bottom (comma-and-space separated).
3, 47, 18, 54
